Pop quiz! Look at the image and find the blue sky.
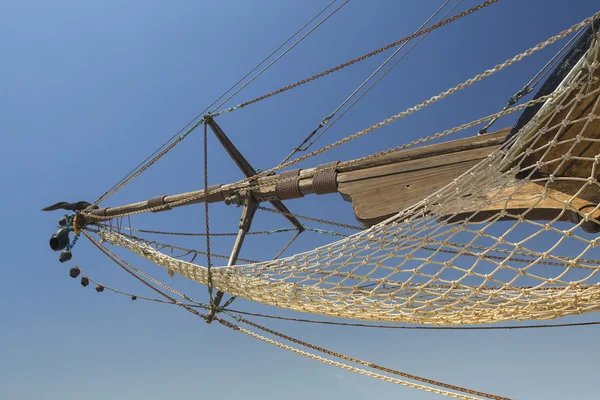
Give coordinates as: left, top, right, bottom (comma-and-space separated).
2, 1, 600, 399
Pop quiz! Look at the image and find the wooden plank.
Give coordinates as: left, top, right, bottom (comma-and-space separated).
338, 159, 484, 226
336, 130, 510, 226
445, 180, 600, 228
336, 127, 510, 173
338, 145, 498, 184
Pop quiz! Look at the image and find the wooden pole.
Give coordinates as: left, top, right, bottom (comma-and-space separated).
84, 128, 509, 222
206, 196, 259, 323
205, 116, 304, 232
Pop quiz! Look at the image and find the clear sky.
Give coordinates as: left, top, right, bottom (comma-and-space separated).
3, 1, 600, 399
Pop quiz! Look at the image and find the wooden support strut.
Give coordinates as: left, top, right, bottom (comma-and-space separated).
206, 195, 258, 323
202, 115, 304, 322
204, 116, 304, 232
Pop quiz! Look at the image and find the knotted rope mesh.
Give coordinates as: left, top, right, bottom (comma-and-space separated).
97, 31, 600, 326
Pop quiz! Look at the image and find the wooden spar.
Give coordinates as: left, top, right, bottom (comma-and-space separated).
86, 127, 511, 222
84, 116, 600, 232
205, 116, 304, 232
206, 196, 258, 323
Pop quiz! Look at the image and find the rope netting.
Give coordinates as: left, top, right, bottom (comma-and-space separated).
94, 23, 600, 326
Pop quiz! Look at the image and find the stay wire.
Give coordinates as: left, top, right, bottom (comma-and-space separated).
234, 317, 511, 400
203, 123, 214, 303
277, 0, 456, 166
225, 309, 600, 331
233, 0, 499, 110
210, 0, 350, 113
303, 0, 464, 151
93, 0, 344, 206
478, 24, 586, 134
68, 261, 600, 332
93, 0, 497, 207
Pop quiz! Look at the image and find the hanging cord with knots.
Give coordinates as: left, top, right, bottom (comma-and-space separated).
276, 0, 459, 167
91, 1, 345, 207
478, 25, 587, 134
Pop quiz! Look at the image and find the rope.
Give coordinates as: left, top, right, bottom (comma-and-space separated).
273, 230, 302, 259
227, 309, 600, 330
235, 317, 511, 400
203, 123, 214, 303
71, 252, 504, 398
83, 231, 207, 312
93, 118, 204, 207
81, 14, 597, 223
258, 205, 363, 230
108, 226, 299, 237
84, 230, 210, 305
276, 0, 458, 166
260, 16, 595, 177
91, 1, 345, 207
82, 82, 573, 222
302, 0, 464, 152
82, 231, 505, 398
478, 25, 587, 134
234, 0, 499, 110
214, 317, 493, 400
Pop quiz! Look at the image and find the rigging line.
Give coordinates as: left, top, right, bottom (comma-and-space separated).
273, 230, 303, 259
257, 205, 364, 230
225, 309, 600, 330
83, 230, 210, 306
210, 0, 350, 113
230, 0, 499, 111
80, 235, 491, 399
259, 19, 590, 179
88, 227, 260, 263
222, 317, 511, 400
478, 25, 587, 134
83, 231, 205, 314
81, 21, 592, 224
77, 266, 206, 307
105, 226, 299, 237
203, 123, 214, 303
276, 0, 457, 167
209, 0, 339, 112
527, 26, 587, 89
303, 0, 463, 152
92, 118, 205, 207
92, 1, 341, 207
302, 230, 600, 269
81, 81, 574, 222
67, 269, 600, 333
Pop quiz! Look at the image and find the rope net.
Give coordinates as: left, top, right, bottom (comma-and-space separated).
96, 29, 600, 326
